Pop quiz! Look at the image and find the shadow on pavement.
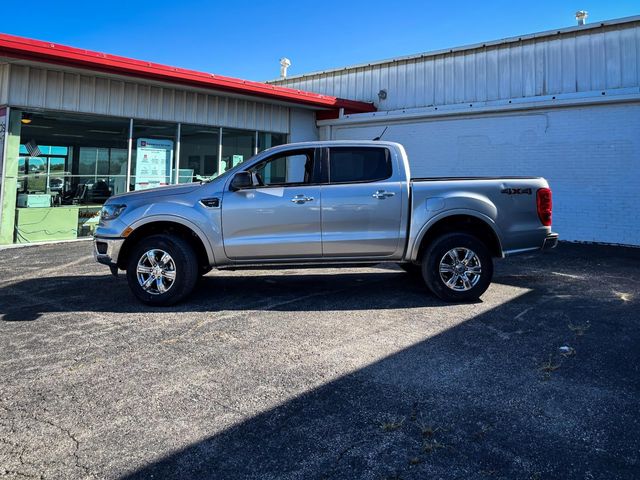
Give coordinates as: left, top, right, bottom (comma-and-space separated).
0, 269, 448, 322
116, 266, 640, 479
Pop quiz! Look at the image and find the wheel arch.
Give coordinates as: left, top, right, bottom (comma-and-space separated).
117, 217, 214, 271
411, 212, 503, 263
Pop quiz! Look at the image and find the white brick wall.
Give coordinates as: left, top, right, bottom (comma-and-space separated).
330, 102, 640, 246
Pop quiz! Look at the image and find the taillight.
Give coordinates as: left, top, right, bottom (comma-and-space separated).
537, 188, 552, 226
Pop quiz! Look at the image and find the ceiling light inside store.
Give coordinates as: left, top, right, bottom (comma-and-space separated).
51, 133, 84, 138
88, 130, 121, 134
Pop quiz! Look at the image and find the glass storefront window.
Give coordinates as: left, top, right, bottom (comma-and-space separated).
221, 128, 255, 174
258, 132, 287, 152
179, 125, 219, 182
15, 111, 130, 241
130, 121, 177, 191
18, 145, 70, 195
78, 147, 128, 199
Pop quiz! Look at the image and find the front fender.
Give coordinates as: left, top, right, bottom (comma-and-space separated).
129, 215, 214, 261
122, 201, 221, 266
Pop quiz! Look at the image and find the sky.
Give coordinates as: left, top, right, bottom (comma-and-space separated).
2, 0, 638, 81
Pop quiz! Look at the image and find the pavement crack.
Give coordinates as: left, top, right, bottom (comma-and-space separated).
30, 414, 90, 476
321, 440, 367, 479
514, 306, 533, 320
1, 470, 43, 479
204, 396, 243, 416
4, 407, 92, 478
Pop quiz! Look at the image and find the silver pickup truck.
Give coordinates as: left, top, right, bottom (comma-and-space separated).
94, 141, 557, 305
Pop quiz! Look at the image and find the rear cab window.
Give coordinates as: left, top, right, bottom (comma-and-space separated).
328, 147, 392, 184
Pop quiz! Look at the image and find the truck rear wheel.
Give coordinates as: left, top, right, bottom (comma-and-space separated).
126, 234, 199, 306
422, 233, 493, 302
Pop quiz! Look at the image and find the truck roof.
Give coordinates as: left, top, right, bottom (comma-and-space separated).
269, 140, 403, 149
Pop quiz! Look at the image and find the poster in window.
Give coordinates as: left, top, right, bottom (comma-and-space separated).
135, 138, 173, 191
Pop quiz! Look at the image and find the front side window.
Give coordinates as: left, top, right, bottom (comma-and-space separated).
249, 150, 314, 186
329, 147, 392, 184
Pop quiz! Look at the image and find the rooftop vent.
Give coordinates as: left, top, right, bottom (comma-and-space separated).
280, 58, 291, 79
575, 10, 588, 26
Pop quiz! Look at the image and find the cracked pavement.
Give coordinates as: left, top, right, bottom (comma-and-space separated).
0, 241, 639, 479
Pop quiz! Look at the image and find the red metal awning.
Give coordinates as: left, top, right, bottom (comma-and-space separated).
0, 32, 375, 115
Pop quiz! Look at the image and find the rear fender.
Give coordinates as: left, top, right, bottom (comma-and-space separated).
407, 208, 503, 262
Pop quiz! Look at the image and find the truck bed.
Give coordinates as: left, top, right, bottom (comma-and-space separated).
408, 175, 551, 256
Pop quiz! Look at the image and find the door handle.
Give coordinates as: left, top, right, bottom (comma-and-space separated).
291, 194, 314, 204
372, 190, 395, 199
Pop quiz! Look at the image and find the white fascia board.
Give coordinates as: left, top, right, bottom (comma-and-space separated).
317, 88, 640, 126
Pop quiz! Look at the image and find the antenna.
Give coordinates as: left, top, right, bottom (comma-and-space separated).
373, 126, 388, 141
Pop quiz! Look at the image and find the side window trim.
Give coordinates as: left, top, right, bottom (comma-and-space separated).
314, 147, 328, 184
327, 146, 393, 185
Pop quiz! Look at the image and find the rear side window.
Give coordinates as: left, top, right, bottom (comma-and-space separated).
328, 147, 392, 184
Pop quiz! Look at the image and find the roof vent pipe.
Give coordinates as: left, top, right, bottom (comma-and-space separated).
280, 58, 291, 79
575, 10, 588, 26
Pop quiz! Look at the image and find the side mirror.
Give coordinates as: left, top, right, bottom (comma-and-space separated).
230, 171, 254, 191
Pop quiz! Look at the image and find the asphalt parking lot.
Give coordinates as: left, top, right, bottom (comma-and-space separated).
0, 241, 638, 480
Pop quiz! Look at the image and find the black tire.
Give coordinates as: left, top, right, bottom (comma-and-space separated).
199, 265, 213, 276
126, 234, 199, 306
421, 233, 493, 302
399, 263, 422, 277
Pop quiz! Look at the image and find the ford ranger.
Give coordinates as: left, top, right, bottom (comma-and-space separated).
93, 141, 558, 305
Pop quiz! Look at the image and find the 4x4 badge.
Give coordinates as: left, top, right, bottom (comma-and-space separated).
501, 188, 532, 195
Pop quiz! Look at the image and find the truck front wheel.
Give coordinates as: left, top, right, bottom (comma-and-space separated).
422, 233, 493, 302
126, 234, 199, 306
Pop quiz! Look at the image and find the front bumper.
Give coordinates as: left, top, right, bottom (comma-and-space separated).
542, 232, 559, 250
93, 236, 125, 268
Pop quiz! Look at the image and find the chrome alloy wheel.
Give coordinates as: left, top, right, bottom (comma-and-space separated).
136, 249, 177, 295
438, 247, 482, 292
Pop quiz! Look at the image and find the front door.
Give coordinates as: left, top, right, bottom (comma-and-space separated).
321, 146, 403, 257
221, 148, 322, 260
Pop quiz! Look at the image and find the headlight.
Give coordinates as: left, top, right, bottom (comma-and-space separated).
100, 204, 126, 221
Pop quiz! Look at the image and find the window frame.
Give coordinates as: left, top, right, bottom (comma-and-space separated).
245, 148, 321, 188
326, 146, 393, 185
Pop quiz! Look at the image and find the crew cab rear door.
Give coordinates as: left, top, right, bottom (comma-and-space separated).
321, 146, 403, 257
221, 148, 322, 259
